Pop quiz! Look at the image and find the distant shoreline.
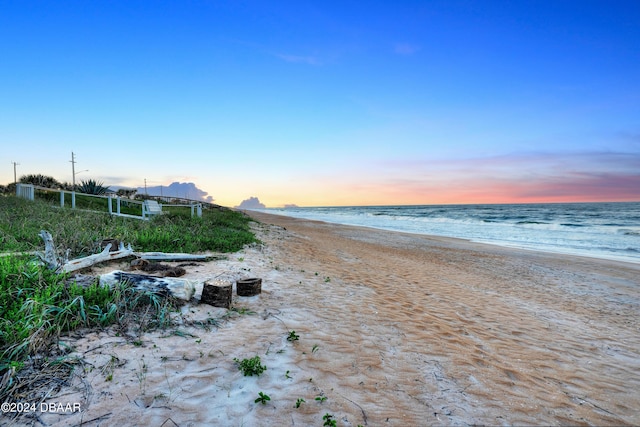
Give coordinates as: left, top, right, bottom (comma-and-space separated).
253, 203, 640, 265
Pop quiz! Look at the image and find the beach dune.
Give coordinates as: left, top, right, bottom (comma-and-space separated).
21, 211, 640, 426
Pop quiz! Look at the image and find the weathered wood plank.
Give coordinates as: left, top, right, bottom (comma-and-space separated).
37, 230, 136, 272
61, 243, 135, 273
134, 252, 220, 261
98, 270, 196, 301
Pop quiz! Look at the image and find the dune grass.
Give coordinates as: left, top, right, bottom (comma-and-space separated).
0, 256, 171, 371
0, 195, 258, 396
0, 195, 257, 257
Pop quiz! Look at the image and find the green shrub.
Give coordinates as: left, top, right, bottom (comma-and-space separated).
234, 355, 267, 376
76, 179, 108, 195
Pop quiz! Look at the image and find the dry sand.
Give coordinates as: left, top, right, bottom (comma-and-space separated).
7, 211, 640, 426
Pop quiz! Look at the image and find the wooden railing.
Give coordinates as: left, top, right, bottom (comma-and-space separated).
15, 184, 204, 220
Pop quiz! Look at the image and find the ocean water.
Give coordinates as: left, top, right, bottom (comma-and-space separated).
262, 202, 640, 264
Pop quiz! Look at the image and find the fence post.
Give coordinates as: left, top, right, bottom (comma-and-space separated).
16, 184, 35, 201
117, 197, 121, 215
108, 195, 113, 215
197, 203, 202, 218
60, 191, 65, 207
71, 191, 76, 209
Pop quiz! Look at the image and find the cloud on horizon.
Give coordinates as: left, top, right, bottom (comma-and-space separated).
135, 182, 214, 202
237, 196, 266, 209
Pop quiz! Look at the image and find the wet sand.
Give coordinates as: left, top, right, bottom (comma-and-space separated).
11, 211, 640, 426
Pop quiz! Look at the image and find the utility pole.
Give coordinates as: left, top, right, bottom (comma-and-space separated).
144, 179, 147, 195
70, 152, 77, 208
11, 161, 19, 184
70, 152, 77, 189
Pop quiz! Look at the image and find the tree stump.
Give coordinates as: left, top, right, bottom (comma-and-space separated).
237, 278, 262, 297
101, 238, 121, 252
201, 280, 232, 308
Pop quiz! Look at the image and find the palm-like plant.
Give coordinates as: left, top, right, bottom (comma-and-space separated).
77, 179, 109, 195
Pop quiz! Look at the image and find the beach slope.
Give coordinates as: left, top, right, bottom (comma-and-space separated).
16, 211, 640, 426
242, 211, 640, 426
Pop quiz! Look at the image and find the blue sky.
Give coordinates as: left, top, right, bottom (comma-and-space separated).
1, 0, 639, 207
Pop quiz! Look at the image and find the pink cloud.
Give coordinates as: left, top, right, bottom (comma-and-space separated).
514, 172, 640, 201
349, 150, 640, 204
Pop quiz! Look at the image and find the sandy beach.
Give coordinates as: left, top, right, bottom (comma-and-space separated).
8, 211, 640, 426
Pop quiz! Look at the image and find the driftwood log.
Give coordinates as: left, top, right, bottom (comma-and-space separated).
99, 271, 196, 301
62, 243, 134, 273
37, 230, 212, 272
35, 231, 225, 302
236, 278, 262, 296
38, 230, 135, 273
201, 280, 232, 308
134, 252, 223, 261
38, 230, 61, 269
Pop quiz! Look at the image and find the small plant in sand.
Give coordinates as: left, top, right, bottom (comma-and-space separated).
315, 395, 328, 403
255, 391, 271, 405
163, 365, 175, 400
228, 306, 256, 316
217, 306, 256, 323
323, 413, 337, 427
295, 398, 305, 408
287, 330, 300, 342
101, 354, 121, 382
137, 358, 148, 394
234, 355, 267, 376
